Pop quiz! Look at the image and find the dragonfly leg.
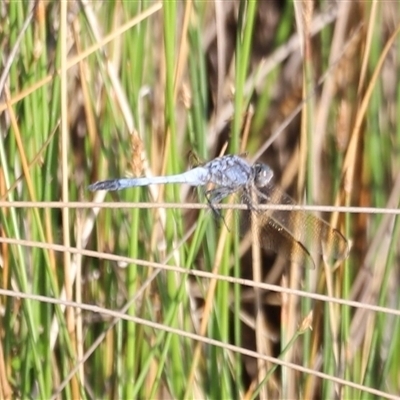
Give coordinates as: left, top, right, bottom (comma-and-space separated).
204, 188, 224, 218
205, 195, 222, 219
241, 188, 258, 211
204, 187, 237, 229
205, 187, 230, 203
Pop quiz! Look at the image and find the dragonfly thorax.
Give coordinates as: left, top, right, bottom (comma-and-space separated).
252, 163, 274, 188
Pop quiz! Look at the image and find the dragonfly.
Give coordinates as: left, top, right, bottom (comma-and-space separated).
88, 154, 349, 265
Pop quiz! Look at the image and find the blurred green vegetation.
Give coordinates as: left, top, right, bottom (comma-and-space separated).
0, 1, 399, 399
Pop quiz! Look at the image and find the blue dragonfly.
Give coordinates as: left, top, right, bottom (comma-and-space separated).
89, 154, 349, 265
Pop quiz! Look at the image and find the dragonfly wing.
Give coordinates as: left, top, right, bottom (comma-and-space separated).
254, 183, 349, 262
241, 208, 316, 266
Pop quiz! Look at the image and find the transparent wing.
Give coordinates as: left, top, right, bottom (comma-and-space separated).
242, 212, 315, 266
208, 188, 318, 266
248, 183, 349, 264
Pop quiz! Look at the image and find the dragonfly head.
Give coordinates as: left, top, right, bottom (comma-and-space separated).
252, 163, 274, 187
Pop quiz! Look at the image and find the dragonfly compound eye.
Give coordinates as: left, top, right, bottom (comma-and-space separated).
253, 163, 273, 187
